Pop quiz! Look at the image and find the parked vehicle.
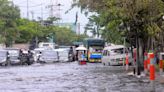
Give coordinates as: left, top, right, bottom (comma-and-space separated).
102, 45, 133, 66
20, 50, 34, 65
38, 42, 57, 49
55, 49, 73, 62
33, 48, 45, 62
39, 50, 58, 63
5, 48, 22, 65
0, 50, 8, 66
58, 46, 76, 61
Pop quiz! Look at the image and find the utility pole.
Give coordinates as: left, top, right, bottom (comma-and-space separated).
78, 23, 80, 35
27, 0, 29, 19
46, 0, 63, 22
31, 11, 34, 20
41, 3, 43, 20
47, 0, 55, 18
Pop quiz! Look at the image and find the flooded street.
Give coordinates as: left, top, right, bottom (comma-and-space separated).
0, 62, 163, 92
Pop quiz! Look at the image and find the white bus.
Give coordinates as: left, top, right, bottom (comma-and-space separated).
102, 45, 133, 66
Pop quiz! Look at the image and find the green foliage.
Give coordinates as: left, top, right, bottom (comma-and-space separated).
16, 19, 85, 45
0, 0, 20, 47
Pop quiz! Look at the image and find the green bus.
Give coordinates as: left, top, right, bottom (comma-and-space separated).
83, 38, 105, 62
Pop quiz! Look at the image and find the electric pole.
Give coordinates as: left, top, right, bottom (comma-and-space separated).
46, 0, 63, 23
41, 3, 43, 20
27, 0, 29, 19
31, 11, 34, 20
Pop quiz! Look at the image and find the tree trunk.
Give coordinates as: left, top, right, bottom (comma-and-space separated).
139, 38, 144, 69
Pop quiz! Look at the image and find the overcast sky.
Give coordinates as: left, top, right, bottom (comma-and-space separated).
12, 0, 90, 34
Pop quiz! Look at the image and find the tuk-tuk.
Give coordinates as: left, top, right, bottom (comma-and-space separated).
76, 46, 87, 65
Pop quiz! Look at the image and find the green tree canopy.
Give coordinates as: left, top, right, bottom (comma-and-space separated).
0, 0, 20, 47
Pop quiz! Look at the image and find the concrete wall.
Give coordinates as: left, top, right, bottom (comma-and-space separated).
12, 44, 29, 49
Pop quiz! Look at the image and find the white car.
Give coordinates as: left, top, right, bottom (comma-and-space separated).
55, 49, 72, 62
39, 50, 58, 63
33, 48, 46, 62
102, 45, 133, 66
0, 50, 8, 66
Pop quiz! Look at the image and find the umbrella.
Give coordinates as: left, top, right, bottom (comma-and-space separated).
75, 46, 87, 51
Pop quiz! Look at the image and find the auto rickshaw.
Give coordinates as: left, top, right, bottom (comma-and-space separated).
75, 46, 87, 65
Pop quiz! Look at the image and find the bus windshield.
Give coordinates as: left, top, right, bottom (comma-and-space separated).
83, 38, 105, 62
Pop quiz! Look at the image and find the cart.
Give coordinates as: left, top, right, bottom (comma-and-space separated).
76, 46, 87, 65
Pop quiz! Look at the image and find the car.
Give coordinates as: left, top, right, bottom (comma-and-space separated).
5, 48, 22, 65
0, 50, 8, 66
58, 46, 76, 61
39, 50, 58, 63
55, 49, 73, 62
33, 48, 45, 63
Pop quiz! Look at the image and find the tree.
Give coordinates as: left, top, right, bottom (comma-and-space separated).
16, 19, 44, 43
0, 0, 20, 47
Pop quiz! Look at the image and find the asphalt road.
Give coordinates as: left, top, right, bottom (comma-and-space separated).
0, 62, 163, 92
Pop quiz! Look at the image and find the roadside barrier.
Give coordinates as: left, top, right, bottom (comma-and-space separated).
150, 64, 155, 92
125, 53, 129, 71
150, 65, 155, 80
148, 53, 154, 70
159, 60, 163, 75
159, 53, 164, 75
149, 53, 155, 92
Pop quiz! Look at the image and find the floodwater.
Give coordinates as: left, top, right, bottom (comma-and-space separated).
0, 62, 163, 92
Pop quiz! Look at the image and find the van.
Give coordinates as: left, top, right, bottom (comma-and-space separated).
102, 45, 133, 66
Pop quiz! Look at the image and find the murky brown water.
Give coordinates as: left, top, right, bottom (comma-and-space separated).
0, 62, 163, 92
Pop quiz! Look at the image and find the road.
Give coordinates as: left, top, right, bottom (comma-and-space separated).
0, 62, 163, 92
